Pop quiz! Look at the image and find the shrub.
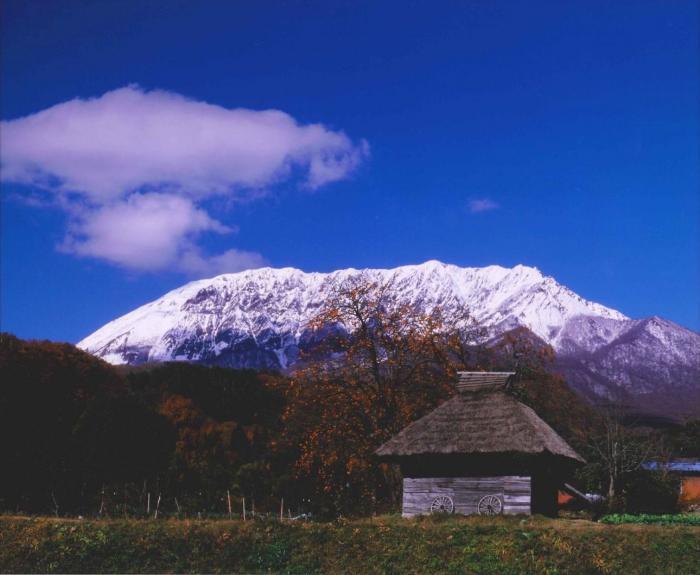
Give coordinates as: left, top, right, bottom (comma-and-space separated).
600, 513, 700, 525
623, 470, 680, 514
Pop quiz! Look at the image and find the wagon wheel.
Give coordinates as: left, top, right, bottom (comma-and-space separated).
430, 495, 454, 514
477, 494, 503, 515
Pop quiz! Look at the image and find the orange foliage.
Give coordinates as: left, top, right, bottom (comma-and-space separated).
158, 393, 245, 485
279, 276, 482, 514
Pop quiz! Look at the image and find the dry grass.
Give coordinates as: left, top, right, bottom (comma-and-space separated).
2, 513, 699, 574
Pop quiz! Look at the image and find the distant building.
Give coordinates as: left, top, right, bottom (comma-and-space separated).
376, 372, 584, 517
642, 459, 700, 507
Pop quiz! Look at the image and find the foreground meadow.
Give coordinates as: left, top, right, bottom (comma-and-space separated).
1, 514, 699, 574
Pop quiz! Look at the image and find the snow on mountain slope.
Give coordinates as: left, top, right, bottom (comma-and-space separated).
78, 260, 699, 414
559, 317, 700, 393
78, 260, 625, 367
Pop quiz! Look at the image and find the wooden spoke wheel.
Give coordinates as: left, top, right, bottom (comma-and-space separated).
430, 495, 454, 514
477, 494, 503, 515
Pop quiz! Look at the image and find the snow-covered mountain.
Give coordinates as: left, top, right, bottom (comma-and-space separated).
78, 261, 624, 366
78, 261, 699, 414
555, 315, 700, 417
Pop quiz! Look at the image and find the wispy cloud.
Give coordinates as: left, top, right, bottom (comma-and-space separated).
468, 198, 499, 214
1, 86, 368, 274
179, 248, 268, 277
58, 193, 254, 273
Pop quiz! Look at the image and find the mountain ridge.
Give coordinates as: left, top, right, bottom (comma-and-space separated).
78, 261, 699, 415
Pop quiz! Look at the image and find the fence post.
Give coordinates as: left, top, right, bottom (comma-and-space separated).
242, 497, 246, 521
98, 485, 105, 517
227, 490, 232, 519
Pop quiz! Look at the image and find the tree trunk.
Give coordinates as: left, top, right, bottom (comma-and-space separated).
607, 470, 618, 511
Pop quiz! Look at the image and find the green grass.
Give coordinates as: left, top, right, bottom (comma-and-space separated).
600, 513, 700, 526
1, 514, 699, 574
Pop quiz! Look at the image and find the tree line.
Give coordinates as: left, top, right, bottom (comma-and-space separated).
1, 277, 698, 518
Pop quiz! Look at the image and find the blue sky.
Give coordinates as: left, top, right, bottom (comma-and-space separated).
1, 0, 698, 342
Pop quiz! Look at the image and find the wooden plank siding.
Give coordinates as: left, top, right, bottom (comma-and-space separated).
402, 476, 531, 517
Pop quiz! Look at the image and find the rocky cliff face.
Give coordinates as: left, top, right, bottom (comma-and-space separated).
78, 261, 699, 415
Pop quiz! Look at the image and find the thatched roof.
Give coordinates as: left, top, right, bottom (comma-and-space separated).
376, 388, 584, 463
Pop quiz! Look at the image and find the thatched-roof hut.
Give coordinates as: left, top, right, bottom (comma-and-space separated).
376, 372, 584, 517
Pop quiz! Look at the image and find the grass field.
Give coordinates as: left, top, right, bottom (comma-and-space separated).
1, 514, 699, 574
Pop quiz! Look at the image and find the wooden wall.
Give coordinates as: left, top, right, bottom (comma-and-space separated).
402, 476, 531, 517
680, 476, 700, 506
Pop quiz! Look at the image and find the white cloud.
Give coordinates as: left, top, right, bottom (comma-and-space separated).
59, 193, 252, 272
468, 198, 499, 213
1, 85, 368, 198
1, 86, 368, 273
179, 248, 267, 277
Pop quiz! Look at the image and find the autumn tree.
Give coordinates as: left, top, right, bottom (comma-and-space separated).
0, 336, 289, 516
0, 333, 124, 513
489, 326, 556, 379
281, 276, 483, 516
126, 364, 287, 513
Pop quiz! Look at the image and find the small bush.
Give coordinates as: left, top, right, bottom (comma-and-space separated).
623, 471, 680, 514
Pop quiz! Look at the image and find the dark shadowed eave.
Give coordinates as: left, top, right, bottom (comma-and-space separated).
375, 389, 584, 463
